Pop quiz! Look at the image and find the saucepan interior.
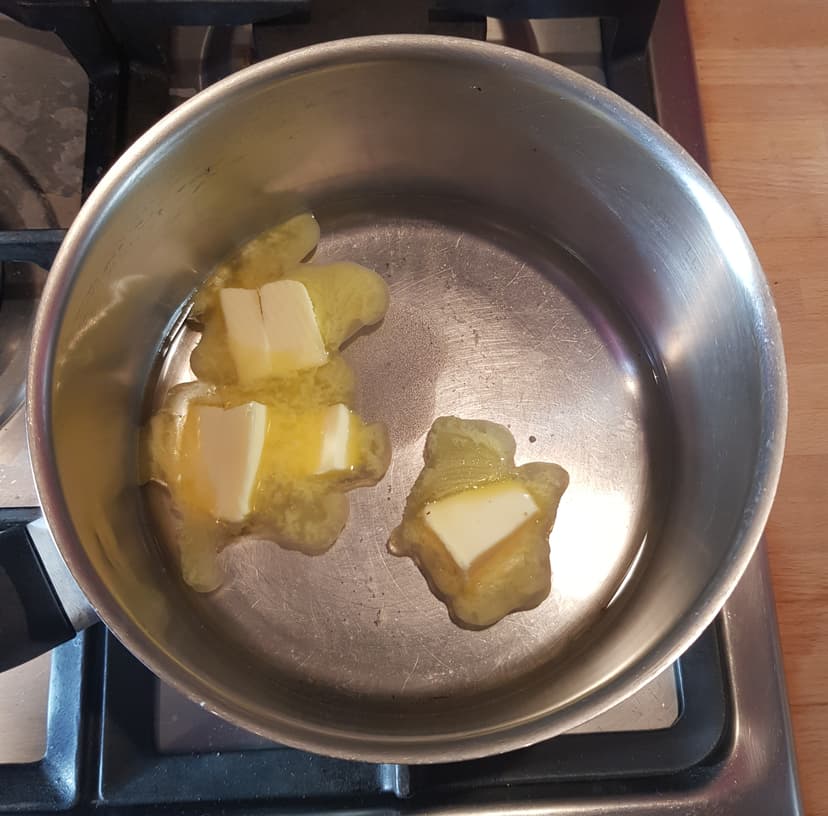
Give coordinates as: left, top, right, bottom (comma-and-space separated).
31, 36, 785, 762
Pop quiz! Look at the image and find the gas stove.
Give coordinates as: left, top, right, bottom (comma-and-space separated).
0, 2, 802, 813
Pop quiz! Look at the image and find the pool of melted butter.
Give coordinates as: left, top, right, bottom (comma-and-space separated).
389, 417, 569, 629
141, 213, 390, 591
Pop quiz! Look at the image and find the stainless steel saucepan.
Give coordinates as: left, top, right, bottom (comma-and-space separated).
0, 36, 786, 762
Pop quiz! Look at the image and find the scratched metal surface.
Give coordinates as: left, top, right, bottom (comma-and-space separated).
0, 13, 85, 508
147, 198, 664, 702
0, 651, 50, 763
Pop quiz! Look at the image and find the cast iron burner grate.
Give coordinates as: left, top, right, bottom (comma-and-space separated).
95, 629, 726, 808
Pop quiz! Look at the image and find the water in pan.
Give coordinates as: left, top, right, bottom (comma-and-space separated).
144, 193, 671, 702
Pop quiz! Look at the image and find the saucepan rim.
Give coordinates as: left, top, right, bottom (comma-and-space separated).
27, 34, 787, 762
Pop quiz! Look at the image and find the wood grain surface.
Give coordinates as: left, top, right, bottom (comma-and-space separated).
686, 1, 828, 812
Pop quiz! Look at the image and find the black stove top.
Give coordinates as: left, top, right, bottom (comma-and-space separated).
0, 2, 802, 814
0, 621, 728, 812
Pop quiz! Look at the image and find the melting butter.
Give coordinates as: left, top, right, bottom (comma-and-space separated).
144, 386, 389, 591
190, 213, 388, 388
389, 417, 569, 629
142, 212, 390, 591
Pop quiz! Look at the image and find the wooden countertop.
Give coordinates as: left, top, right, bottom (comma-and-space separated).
687, 1, 828, 811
